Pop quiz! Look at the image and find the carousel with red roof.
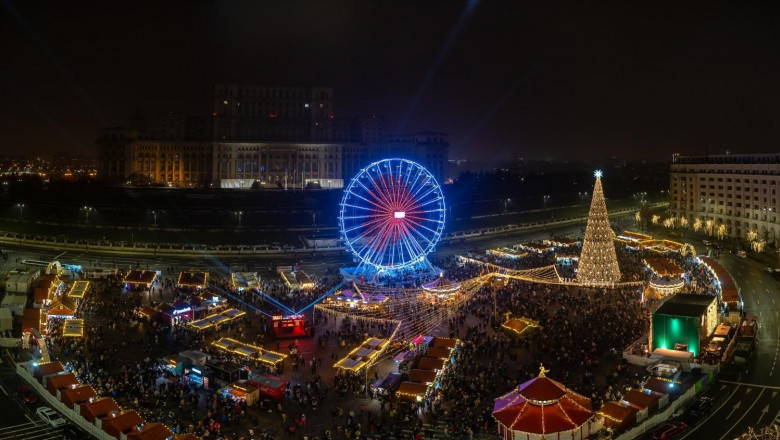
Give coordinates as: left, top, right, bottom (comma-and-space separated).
493, 365, 603, 440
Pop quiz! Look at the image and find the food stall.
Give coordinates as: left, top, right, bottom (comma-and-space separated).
231, 272, 260, 291
62, 319, 84, 338
246, 374, 288, 400
160, 354, 185, 375
177, 271, 208, 289
225, 381, 259, 405
157, 301, 194, 324
123, 270, 158, 289
271, 314, 307, 338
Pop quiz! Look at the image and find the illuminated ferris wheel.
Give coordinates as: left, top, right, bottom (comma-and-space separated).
339, 158, 446, 271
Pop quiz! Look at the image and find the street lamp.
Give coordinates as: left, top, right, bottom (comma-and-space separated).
503, 198, 511, 214
151, 210, 158, 226
543, 195, 550, 210
15, 203, 24, 219
81, 206, 94, 224
235, 211, 243, 227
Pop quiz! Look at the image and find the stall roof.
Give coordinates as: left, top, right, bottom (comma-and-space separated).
644, 257, 684, 277
80, 397, 120, 421
397, 381, 430, 400
598, 401, 637, 429
126, 423, 174, 440
178, 271, 208, 287
47, 372, 79, 391
35, 361, 64, 379
409, 369, 438, 384
47, 296, 76, 317
699, 256, 739, 301
431, 337, 458, 349
101, 410, 145, 436
60, 385, 97, 405
62, 319, 84, 337
231, 272, 260, 290
124, 270, 157, 286
655, 294, 716, 317
425, 346, 452, 360
68, 281, 90, 299
622, 389, 658, 411
418, 357, 445, 371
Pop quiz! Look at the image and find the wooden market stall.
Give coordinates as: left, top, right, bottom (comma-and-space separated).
123, 270, 158, 288
598, 401, 638, 432
126, 423, 174, 440
79, 397, 121, 423
334, 337, 391, 372
211, 337, 287, 366
178, 271, 209, 289
62, 319, 85, 337
59, 385, 97, 410
99, 409, 145, 439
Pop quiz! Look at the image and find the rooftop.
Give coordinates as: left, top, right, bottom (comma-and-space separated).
654, 294, 716, 318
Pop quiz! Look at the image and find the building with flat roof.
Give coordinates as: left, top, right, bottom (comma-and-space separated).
651, 293, 718, 357
670, 153, 780, 242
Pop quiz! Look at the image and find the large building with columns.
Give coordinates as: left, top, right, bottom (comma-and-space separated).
98, 83, 448, 188
670, 153, 780, 243
97, 128, 448, 189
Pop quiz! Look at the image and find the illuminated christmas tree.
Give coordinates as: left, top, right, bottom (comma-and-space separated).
577, 170, 621, 284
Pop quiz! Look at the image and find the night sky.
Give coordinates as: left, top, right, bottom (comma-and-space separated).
2, 1, 780, 161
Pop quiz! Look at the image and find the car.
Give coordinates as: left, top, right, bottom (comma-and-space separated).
15, 385, 37, 404
765, 267, 780, 274
702, 240, 712, 246
736, 250, 747, 258
686, 396, 713, 417
652, 421, 687, 439
36, 406, 66, 428
61, 425, 91, 440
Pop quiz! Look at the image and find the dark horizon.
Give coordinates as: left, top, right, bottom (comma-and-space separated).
2, 1, 780, 161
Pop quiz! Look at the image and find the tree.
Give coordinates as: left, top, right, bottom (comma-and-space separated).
577, 171, 621, 284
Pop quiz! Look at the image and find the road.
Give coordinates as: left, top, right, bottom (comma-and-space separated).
0, 217, 601, 280
635, 232, 780, 439
0, 349, 68, 439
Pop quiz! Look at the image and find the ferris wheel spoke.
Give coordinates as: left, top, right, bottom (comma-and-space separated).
354, 180, 392, 212
347, 187, 390, 212
340, 203, 375, 212
398, 222, 428, 259
403, 217, 444, 240
367, 168, 395, 211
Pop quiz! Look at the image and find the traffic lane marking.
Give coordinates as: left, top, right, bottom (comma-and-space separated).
720, 389, 765, 440
681, 384, 742, 439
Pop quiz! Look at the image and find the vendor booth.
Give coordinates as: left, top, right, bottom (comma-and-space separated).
62, 319, 84, 338
280, 270, 314, 288
335, 337, 391, 372
177, 271, 208, 289
68, 281, 90, 303
246, 374, 288, 400
231, 272, 260, 291
123, 270, 157, 289
224, 381, 260, 405
271, 314, 307, 338
160, 355, 184, 375
598, 401, 638, 432
158, 301, 194, 324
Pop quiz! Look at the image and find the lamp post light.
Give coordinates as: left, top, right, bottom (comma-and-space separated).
543, 195, 550, 210
82, 206, 94, 224
503, 198, 511, 214
16, 203, 24, 219
151, 210, 158, 226
235, 211, 243, 227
